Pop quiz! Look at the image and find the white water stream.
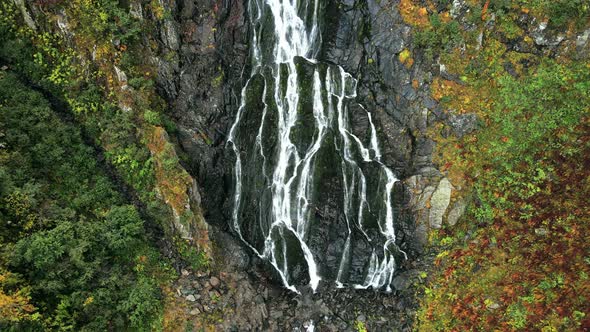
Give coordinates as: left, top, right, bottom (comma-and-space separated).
227, 0, 406, 293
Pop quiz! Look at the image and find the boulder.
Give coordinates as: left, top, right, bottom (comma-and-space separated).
429, 178, 453, 229
447, 199, 467, 226
209, 276, 220, 288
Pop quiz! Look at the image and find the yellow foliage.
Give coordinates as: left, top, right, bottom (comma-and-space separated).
150, 0, 165, 20
0, 273, 37, 323
399, 48, 414, 68
83, 296, 94, 306
146, 126, 193, 215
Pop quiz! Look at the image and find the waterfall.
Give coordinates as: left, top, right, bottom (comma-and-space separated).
227, 0, 406, 293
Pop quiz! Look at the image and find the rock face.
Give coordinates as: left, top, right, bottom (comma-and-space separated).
319, 0, 465, 250
577, 28, 590, 58
154, 0, 458, 274
12, 0, 467, 328
149, 0, 247, 233
447, 198, 467, 226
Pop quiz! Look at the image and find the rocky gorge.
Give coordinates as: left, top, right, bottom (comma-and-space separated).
149, 0, 457, 329
4, 0, 589, 330
160, 0, 459, 258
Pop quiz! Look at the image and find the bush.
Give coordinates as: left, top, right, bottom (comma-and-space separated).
0, 73, 167, 330
144, 109, 162, 126
414, 13, 462, 60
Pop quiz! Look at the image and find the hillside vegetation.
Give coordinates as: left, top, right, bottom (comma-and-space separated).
0, 72, 173, 330
0, 1, 195, 329
401, 0, 590, 330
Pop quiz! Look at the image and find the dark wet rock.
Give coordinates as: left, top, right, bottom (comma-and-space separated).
392, 273, 413, 291
211, 229, 250, 271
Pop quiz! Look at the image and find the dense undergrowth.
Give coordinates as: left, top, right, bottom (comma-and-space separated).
401, 0, 590, 331
0, 0, 209, 330
0, 72, 174, 330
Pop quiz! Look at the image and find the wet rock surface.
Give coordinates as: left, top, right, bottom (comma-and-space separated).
154, 0, 446, 329
157, 0, 449, 255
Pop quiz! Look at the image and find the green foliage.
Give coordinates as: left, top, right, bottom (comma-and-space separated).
1, 2, 205, 329
65, 0, 141, 44
353, 320, 367, 332
415, 2, 590, 330
33, 33, 75, 87
9, 210, 162, 330
475, 60, 590, 211
0, 75, 120, 239
506, 302, 528, 329
93, 105, 155, 193
144, 109, 162, 126
414, 13, 462, 60
0, 73, 169, 330
162, 149, 180, 171
0, 3, 161, 203
211, 69, 224, 88
129, 76, 155, 90
176, 239, 209, 271
540, 0, 590, 29
488, 0, 513, 13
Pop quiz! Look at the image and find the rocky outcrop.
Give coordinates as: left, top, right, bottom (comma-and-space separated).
447, 198, 467, 227
320, 0, 465, 253
146, 126, 210, 252
576, 28, 590, 59
404, 172, 459, 250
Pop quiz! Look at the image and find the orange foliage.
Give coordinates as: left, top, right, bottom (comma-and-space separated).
146, 126, 193, 215
420, 120, 590, 330
398, 0, 432, 28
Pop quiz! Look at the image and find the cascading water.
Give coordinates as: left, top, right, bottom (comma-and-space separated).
227, 0, 406, 293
